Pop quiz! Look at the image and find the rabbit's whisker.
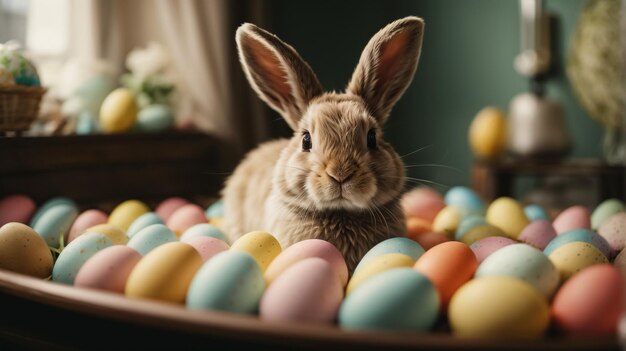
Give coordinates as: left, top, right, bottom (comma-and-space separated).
399, 144, 432, 159
403, 163, 462, 173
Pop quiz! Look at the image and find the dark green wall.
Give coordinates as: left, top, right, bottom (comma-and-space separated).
264, 0, 603, 190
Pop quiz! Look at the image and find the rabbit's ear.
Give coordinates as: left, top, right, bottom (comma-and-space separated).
237, 23, 323, 130
347, 17, 424, 125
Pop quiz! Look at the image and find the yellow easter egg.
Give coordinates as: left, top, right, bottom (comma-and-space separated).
346, 253, 414, 295
125, 242, 203, 303
469, 107, 507, 159
485, 197, 529, 239
100, 88, 138, 133
549, 242, 608, 281
230, 231, 281, 272
81, 223, 128, 245
449, 276, 549, 340
108, 200, 150, 233
432, 206, 461, 237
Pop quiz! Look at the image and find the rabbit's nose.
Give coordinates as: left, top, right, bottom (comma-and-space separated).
326, 169, 355, 184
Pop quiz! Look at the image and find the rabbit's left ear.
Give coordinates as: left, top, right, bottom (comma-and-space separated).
347, 17, 424, 125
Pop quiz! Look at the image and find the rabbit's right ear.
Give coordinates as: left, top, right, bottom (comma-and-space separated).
236, 23, 323, 131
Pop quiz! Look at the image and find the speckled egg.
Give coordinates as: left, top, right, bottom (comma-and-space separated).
552, 206, 591, 234
74, 245, 142, 293
52, 233, 113, 285
81, 224, 128, 245
354, 237, 424, 274
68, 210, 108, 243
459, 224, 506, 246
486, 197, 529, 239
0, 222, 53, 278
347, 253, 414, 295
127, 212, 164, 238
179, 223, 228, 244
518, 220, 557, 250
543, 228, 611, 259
230, 231, 281, 272
548, 242, 608, 281
524, 204, 550, 222
126, 224, 177, 256
591, 198, 626, 230
471, 236, 518, 264
0, 194, 35, 226
598, 212, 626, 259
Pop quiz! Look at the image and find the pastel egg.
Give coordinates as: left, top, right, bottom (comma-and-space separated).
411, 231, 449, 251
553, 205, 591, 234
81, 224, 128, 245
475, 244, 559, 298
432, 206, 461, 237
52, 233, 113, 284
230, 231, 281, 272
543, 228, 611, 259
524, 204, 550, 221
518, 220, 556, 250
552, 264, 625, 336
413, 241, 478, 309
455, 214, 487, 241
614, 248, 626, 277
598, 212, 626, 259
264, 239, 348, 286
339, 268, 439, 331
166, 204, 208, 236
354, 237, 424, 274
75, 111, 99, 135
470, 236, 518, 264
180, 223, 228, 244
108, 199, 150, 233
400, 187, 445, 222
444, 186, 486, 217
29, 197, 77, 228
260, 258, 343, 323
0, 194, 36, 226
134, 104, 174, 133
33, 203, 78, 248
0, 222, 53, 278
74, 245, 141, 293
127, 212, 164, 238
68, 210, 108, 243
127, 224, 178, 256
205, 200, 225, 219
186, 250, 264, 313
125, 242, 202, 303
548, 242, 608, 281
448, 276, 549, 340
181, 236, 229, 262
468, 106, 507, 159
591, 198, 626, 230
459, 224, 505, 245
99, 88, 138, 133
347, 253, 414, 295
486, 197, 529, 239
406, 217, 432, 239
155, 197, 189, 221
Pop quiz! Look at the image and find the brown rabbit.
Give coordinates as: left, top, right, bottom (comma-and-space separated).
223, 16, 425, 271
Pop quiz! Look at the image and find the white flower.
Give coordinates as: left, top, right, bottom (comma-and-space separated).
125, 41, 172, 80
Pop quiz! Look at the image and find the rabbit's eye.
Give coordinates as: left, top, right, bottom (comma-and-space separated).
302, 131, 312, 151
367, 129, 377, 149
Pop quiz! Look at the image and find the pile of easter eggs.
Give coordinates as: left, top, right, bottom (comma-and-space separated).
0, 187, 624, 341
0, 44, 41, 87
98, 88, 174, 134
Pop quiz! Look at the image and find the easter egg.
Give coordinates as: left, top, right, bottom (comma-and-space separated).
108, 200, 149, 233
0, 194, 35, 226
549, 242, 608, 281
543, 228, 611, 259
347, 253, 414, 295
552, 205, 591, 234
471, 236, 518, 264
459, 224, 506, 246
592, 198, 626, 230
260, 258, 343, 323
230, 231, 281, 272
0, 223, 53, 278
166, 204, 208, 236
205, 200, 225, 219
444, 186, 486, 217
598, 212, 626, 258
411, 231, 449, 251
181, 236, 229, 262
99, 88, 138, 133
134, 104, 174, 133
127, 224, 177, 256
52, 233, 113, 284
455, 214, 487, 241
0, 48, 40, 86
614, 248, 626, 277
264, 239, 348, 286
81, 224, 128, 245
486, 197, 529, 239
33, 202, 78, 248
431, 206, 461, 237
74, 245, 142, 293
30, 197, 76, 228
180, 223, 228, 244
406, 217, 432, 239
126, 242, 202, 303
186, 251, 264, 313
75, 111, 100, 135
524, 204, 550, 221
468, 106, 507, 159
518, 220, 557, 250
354, 237, 424, 274
552, 264, 625, 336
400, 187, 445, 222
68, 210, 108, 243
414, 241, 478, 309
155, 197, 189, 221
448, 276, 549, 340
475, 244, 559, 298
339, 268, 439, 331
0, 65, 15, 86
127, 212, 164, 238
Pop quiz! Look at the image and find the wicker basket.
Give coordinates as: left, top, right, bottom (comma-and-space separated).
0, 85, 46, 133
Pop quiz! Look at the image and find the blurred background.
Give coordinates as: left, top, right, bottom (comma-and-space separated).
1, 0, 624, 210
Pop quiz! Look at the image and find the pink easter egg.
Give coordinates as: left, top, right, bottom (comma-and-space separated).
68, 209, 108, 243
155, 197, 190, 221
518, 220, 557, 250
470, 236, 517, 264
166, 204, 207, 235
181, 236, 229, 262
0, 194, 36, 226
401, 187, 446, 222
75, 245, 142, 293
553, 206, 591, 234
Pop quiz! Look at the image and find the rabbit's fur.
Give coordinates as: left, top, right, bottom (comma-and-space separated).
223, 17, 425, 271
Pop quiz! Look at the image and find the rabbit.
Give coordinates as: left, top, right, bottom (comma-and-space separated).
222, 16, 425, 271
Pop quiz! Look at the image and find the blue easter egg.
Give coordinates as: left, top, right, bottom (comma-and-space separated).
524, 204, 549, 222
444, 186, 485, 218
